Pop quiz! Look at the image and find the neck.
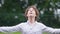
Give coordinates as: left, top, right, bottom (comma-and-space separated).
28, 17, 36, 24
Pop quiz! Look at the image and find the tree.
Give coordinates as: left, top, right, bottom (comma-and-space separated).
0, 0, 60, 28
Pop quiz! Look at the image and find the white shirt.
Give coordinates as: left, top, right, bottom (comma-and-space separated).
0, 21, 60, 34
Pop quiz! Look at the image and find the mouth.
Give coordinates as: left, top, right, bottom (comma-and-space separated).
30, 13, 33, 14
30, 13, 32, 14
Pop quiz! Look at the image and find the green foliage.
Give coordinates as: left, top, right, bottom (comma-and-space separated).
0, 0, 26, 26
0, 32, 48, 34
0, 0, 60, 28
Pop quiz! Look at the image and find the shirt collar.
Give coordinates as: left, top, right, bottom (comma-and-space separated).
27, 20, 38, 25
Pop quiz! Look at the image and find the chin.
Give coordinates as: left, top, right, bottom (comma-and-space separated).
29, 16, 35, 17
27, 15, 35, 17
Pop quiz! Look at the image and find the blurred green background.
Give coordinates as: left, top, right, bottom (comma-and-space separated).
0, 0, 60, 34
0, 32, 49, 34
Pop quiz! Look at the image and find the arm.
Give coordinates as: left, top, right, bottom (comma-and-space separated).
43, 27, 60, 34
0, 23, 22, 33
40, 23, 60, 34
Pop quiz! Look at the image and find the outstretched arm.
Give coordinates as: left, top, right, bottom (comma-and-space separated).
0, 23, 22, 33
40, 23, 60, 34
43, 27, 60, 34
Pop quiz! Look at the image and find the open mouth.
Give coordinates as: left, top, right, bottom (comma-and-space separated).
30, 12, 33, 14
30, 13, 32, 14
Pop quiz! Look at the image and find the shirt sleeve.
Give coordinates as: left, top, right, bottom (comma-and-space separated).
41, 23, 60, 34
0, 23, 22, 33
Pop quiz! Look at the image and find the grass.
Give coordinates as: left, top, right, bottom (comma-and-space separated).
0, 32, 49, 34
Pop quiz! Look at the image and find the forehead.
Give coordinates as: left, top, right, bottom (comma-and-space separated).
28, 7, 34, 10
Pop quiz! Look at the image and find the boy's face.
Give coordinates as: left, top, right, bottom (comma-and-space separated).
26, 7, 36, 18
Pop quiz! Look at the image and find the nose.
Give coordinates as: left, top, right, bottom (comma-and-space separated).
30, 11, 32, 12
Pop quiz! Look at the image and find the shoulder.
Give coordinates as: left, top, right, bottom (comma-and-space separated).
18, 22, 27, 26
37, 22, 47, 27
37, 22, 45, 25
37, 22, 47, 29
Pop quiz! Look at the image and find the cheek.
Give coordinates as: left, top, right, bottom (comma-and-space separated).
33, 12, 36, 16
26, 13, 29, 17
26, 11, 29, 16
